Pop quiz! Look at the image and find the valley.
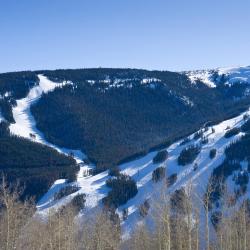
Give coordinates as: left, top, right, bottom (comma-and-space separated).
2, 67, 250, 239
1, 66, 250, 245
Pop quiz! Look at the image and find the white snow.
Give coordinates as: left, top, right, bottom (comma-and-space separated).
218, 65, 250, 85
36, 100, 250, 237
119, 109, 249, 237
87, 77, 161, 90
10, 72, 250, 238
185, 65, 250, 88
186, 70, 216, 88
9, 74, 85, 163
141, 78, 161, 84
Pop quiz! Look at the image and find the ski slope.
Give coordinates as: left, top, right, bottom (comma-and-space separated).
118, 108, 249, 237
9, 72, 250, 237
9, 74, 85, 163
36, 102, 250, 237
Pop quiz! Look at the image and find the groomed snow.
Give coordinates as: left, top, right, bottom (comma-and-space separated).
10, 72, 250, 238
119, 108, 249, 237
36, 102, 250, 237
9, 75, 85, 163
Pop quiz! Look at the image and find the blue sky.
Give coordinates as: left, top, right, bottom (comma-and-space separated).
0, 0, 250, 73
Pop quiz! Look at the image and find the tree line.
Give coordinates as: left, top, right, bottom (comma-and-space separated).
0, 122, 78, 201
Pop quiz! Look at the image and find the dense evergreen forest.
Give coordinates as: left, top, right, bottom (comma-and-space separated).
209, 118, 250, 207
0, 71, 38, 123
0, 122, 78, 200
1, 68, 250, 200
31, 68, 250, 171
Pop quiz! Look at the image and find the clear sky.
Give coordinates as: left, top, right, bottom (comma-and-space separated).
1, 0, 250, 73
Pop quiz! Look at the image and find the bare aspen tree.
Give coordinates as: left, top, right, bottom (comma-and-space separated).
203, 182, 213, 250
152, 183, 171, 250
81, 211, 120, 250
184, 182, 194, 250
194, 207, 200, 250
242, 203, 247, 250
128, 223, 152, 250
195, 177, 219, 250
0, 177, 34, 250
2, 173, 250, 250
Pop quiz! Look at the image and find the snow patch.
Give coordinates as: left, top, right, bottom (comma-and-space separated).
185, 70, 216, 88
218, 65, 250, 86
185, 65, 250, 88
87, 77, 161, 90
141, 78, 161, 84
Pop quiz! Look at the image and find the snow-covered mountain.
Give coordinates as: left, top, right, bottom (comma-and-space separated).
185, 65, 250, 88
36, 103, 250, 238
1, 66, 250, 238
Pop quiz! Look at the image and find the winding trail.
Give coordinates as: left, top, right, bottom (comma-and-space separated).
8, 74, 95, 213
9, 73, 250, 239
9, 74, 85, 163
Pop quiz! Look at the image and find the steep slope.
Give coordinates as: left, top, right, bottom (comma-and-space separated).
9, 74, 85, 163
0, 122, 78, 200
0, 71, 38, 123
31, 68, 250, 171
0, 75, 82, 200
32, 66, 250, 238
1, 66, 250, 238
37, 106, 250, 237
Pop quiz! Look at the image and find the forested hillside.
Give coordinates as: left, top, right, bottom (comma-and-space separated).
0, 71, 38, 123
0, 122, 78, 200
31, 68, 250, 170
209, 117, 250, 208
